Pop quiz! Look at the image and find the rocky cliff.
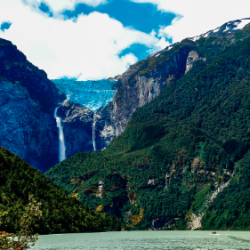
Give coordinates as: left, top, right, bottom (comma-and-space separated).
0, 38, 62, 172
94, 18, 250, 150
57, 101, 94, 157
94, 41, 195, 149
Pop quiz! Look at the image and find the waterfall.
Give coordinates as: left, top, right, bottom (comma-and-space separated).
92, 113, 97, 151
54, 107, 66, 162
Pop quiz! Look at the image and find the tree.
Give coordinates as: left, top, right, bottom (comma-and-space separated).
0, 195, 42, 250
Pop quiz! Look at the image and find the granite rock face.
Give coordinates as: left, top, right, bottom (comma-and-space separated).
57, 101, 94, 157
0, 80, 58, 172
94, 44, 192, 149
185, 50, 203, 74
93, 18, 250, 150
0, 38, 61, 172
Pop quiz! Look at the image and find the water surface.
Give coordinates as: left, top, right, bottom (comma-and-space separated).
34, 231, 250, 250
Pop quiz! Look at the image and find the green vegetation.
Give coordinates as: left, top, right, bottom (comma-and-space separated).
46, 28, 250, 230
0, 195, 42, 250
202, 153, 250, 230
192, 184, 211, 215
0, 147, 125, 234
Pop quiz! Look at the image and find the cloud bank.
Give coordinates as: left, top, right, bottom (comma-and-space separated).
132, 0, 250, 43
0, 0, 166, 80
0, 0, 249, 80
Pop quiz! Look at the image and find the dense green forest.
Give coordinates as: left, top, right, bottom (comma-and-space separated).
0, 147, 125, 234
46, 24, 250, 230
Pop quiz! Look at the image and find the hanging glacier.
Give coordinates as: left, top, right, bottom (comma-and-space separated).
52, 79, 117, 113
52, 79, 117, 157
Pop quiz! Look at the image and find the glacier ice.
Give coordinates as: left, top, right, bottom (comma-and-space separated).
52, 79, 117, 113
52, 79, 117, 155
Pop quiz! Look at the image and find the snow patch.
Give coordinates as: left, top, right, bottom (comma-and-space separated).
189, 35, 201, 41
213, 27, 220, 33
233, 19, 250, 30
223, 26, 230, 32
150, 52, 158, 57
204, 32, 210, 38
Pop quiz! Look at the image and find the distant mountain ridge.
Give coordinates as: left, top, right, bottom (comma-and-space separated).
189, 17, 250, 41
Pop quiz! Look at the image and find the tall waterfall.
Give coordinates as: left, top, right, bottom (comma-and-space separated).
54, 107, 66, 161
92, 113, 97, 151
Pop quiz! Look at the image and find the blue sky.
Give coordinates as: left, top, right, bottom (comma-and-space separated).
0, 0, 249, 80
39, 0, 176, 61
61, 0, 175, 35
0, 21, 12, 32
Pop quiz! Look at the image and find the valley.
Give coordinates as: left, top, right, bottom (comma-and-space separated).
46, 18, 250, 230
1, 17, 250, 238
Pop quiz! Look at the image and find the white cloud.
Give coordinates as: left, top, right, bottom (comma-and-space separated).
0, 0, 165, 80
132, 0, 250, 43
23, 0, 107, 12
3, 0, 248, 81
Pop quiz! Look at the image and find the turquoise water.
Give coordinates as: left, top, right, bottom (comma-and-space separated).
34, 231, 250, 250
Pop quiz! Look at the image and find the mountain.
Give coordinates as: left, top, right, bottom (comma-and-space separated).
2, 18, 250, 172
93, 18, 250, 150
0, 146, 124, 234
46, 18, 250, 230
0, 38, 118, 171
0, 38, 63, 172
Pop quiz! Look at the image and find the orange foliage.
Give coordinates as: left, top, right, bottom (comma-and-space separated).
128, 194, 137, 204
96, 205, 104, 212
130, 208, 143, 226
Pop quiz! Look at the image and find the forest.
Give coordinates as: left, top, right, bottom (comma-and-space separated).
46, 26, 250, 230
0, 147, 125, 234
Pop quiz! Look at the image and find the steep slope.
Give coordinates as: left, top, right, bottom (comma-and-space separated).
46, 19, 250, 230
57, 101, 94, 157
94, 18, 250, 150
0, 147, 124, 234
0, 38, 63, 172
0, 37, 121, 170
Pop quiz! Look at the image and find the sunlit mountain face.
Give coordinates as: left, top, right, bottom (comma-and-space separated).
52, 79, 117, 112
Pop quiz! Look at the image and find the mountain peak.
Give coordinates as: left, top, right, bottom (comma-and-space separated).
189, 17, 250, 41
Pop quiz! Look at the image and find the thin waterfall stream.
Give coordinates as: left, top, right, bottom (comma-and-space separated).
54, 106, 66, 162
52, 79, 117, 154
92, 113, 97, 151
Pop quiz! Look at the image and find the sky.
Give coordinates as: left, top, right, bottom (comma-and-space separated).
0, 0, 249, 80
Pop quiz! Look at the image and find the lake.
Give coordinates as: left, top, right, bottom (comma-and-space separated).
34, 231, 250, 250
